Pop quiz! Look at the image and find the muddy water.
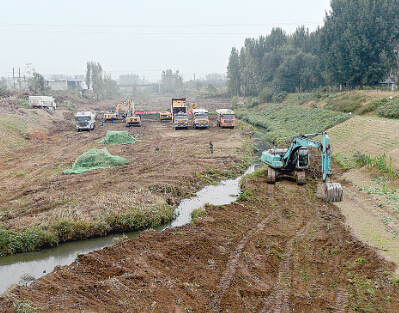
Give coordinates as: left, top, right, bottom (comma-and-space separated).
0, 155, 267, 294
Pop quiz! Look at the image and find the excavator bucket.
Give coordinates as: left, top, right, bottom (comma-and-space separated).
319, 182, 343, 202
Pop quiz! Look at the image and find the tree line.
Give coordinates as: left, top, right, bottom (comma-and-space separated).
227, 0, 399, 98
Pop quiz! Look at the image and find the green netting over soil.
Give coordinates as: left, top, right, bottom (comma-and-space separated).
63, 148, 129, 174
98, 131, 136, 145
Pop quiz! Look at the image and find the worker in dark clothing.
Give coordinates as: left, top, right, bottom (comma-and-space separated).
111, 116, 114, 124
209, 141, 213, 154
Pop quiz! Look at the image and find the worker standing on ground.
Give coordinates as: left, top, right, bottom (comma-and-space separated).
101, 118, 104, 127
209, 141, 213, 154
111, 116, 114, 124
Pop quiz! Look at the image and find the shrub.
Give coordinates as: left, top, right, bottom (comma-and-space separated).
191, 208, 206, 223
377, 98, 399, 118
272, 91, 288, 103
0, 228, 59, 256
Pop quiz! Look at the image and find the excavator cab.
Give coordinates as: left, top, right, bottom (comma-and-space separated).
297, 147, 309, 168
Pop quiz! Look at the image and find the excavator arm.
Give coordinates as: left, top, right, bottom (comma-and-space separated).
187, 103, 198, 114
283, 132, 335, 182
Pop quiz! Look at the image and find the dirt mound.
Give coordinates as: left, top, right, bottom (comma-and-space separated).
98, 130, 136, 145
63, 148, 129, 174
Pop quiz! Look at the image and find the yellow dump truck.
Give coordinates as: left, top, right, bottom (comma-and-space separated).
171, 98, 188, 129
216, 109, 236, 128
192, 108, 209, 129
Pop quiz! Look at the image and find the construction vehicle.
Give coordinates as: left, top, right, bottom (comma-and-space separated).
29, 96, 56, 110
187, 102, 198, 114
159, 111, 172, 121
192, 108, 209, 129
171, 98, 188, 129
261, 132, 343, 202
75, 111, 96, 131
216, 109, 236, 128
103, 100, 128, 122
173, 112, 189, 129
125, 100, 141, 127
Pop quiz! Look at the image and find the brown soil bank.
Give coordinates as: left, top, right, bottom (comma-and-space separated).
1, 173, 399, 312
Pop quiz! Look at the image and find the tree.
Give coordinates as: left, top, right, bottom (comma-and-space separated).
272, 52, 322, 93
206, 84, 217, 94
320, 0, 399, 86
85, 61, 120, 99
265, 27, 288, 51
85, 62, 91, 90
227, 47, 240, 96
29, 72, 49, 94
195, 81, 203, 91
161, 69, 184, 94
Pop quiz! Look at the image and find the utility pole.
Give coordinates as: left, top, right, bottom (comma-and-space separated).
19, 68, 21, 91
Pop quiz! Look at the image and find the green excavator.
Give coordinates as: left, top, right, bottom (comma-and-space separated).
261, 132, 343, 202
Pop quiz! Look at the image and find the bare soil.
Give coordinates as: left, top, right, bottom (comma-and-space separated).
1, 99, 399, 312
0, 97, 250, 240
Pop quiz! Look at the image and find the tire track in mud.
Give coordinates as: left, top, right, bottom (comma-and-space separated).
209, 212, 276, 312
335, 288, 349, 312
259, 222, 313, 313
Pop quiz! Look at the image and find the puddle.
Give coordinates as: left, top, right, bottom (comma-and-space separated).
159, 164, 256, 230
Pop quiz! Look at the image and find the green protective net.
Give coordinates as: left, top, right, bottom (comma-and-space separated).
98, 131, 136, 145
63, 148, 129, 174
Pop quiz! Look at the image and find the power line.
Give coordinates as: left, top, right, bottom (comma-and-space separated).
0, 22, 321, 28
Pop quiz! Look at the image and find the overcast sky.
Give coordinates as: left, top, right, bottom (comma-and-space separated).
0, 0, 331, 82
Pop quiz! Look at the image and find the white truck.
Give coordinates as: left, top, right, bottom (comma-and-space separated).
75, 111, 96, 131
216, 109, 236, 128
29, 96, 57, 110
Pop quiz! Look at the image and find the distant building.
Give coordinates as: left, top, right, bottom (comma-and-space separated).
4, 78, 29, 91
118, 83, 160, 95
379, 80, 397, 91
2, 78, 89, 93
48, 80, 68, 91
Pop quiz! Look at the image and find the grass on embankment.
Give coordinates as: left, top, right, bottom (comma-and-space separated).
236, 90, 399, 144
237, 103, 351, 144
0, 204, 176, 256
0, 115, 31, 156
